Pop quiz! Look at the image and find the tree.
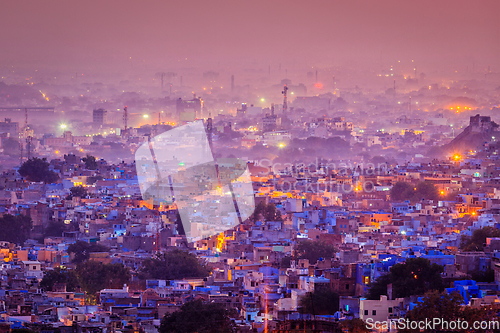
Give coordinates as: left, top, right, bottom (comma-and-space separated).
140, 249, 210, 280
67, 241, 109, 264
366, 274, 391, 300
339, 319, 370, 333
281, 255, 293, 268
40, 267, 79, 292
399, 291, 498, 333
470, 267, 495, 283
82, 154, 97, 170
299, 289, 339, 315
251, 201, 282, 222
0, 214, 32, 245
367, 258, 444, 300
390, 182, 414, 201
43, 220, 67, 238
390, 181, 438, 202
18, 157, 59, 183
264, 203, 282, 221
294, 240, 337, 264
414, 181, 439, 202
460, 226, 500, 251
159, 299, 234, 333
75, 261, 130, 295
66, 186, 88, 200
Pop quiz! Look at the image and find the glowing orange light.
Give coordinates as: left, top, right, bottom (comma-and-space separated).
440, 190, 445, 195
314, 83, 323, 89
453, 154, 461, 161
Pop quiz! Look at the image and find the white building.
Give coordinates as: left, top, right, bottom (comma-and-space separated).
360, 295, 404, 323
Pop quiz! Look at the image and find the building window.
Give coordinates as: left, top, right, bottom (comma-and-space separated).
372, 310, 376, 315
388, 307, 392, 313
364, 310, 368, 315
346, 284, 349, 290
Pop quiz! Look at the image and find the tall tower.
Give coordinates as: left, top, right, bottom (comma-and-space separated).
206, 113, 213, 151
157, 72, 166, 91
123, 106, 128, 137
271, 103, 275, 116
282, 85, 288, 116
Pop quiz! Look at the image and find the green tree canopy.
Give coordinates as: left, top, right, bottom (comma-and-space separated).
159, 299, 234, 333
389, 181, 414, 201
460, 226, 500, 251
252, 201, 282, 222
365, 273, 391, 300
75, 261, 130, 295
299, 289, 339, 315
294, 240, 337, 264
390, 181, 438, 202
18, 157, 59, 183
140, 249, 210, 280
339, 319, 370, 333
67, 241, 109, 264
66, 186, 88, 200
367, 258, 444, 300
399, 291, 497, 333
82, 155, 97, 170
40, 267, 79, 292
0, 214, 32, 245
43, 220, 67, 238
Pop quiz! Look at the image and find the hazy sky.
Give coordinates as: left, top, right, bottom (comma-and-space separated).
1, 0, 499, 73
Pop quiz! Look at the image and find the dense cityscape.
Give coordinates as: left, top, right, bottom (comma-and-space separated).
1, 1, 500, 332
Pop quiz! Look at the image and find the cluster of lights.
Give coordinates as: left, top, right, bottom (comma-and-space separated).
450, 106, 473, 113
39, 90, 49, 101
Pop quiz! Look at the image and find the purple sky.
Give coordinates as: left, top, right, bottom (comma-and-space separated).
1, 0, 499, 72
